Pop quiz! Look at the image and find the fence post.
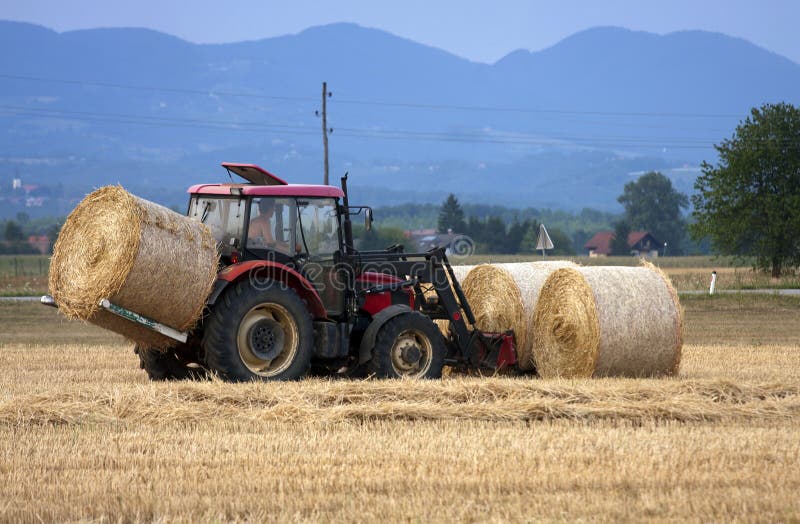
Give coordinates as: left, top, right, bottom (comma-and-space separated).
14, 257, 18, 277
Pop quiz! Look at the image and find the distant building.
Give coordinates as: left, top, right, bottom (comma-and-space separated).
12, 178, 22, 190
27, 235, 50, 254
585, 231, 660, 257
404, 228, 460, 252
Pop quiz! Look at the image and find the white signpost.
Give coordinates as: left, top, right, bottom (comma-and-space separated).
536, 224, 554, 259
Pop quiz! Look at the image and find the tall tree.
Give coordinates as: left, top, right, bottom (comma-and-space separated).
4, 220, 23, 242
483, 216, 508, 253
506, 218, 531, 254
520, 220, 542, 254
437, 194, 466, 234
611, 221, 632, 256
618, 171, 688, 253
546, 227, 575, 256
691, 103, 800, 277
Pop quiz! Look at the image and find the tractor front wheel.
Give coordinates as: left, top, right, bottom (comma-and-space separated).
202, 280, 313, 381
367, 312, 445, 379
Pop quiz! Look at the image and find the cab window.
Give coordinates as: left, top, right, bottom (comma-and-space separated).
188, 197, 243, 255
247, 198, 295, 255
297, 198, 339, 259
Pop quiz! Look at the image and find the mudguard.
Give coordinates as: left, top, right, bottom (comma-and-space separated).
358, 304, 413, 365
209, 260, 327, 319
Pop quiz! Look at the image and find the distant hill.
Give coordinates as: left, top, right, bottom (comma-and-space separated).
0, 21, 798, 216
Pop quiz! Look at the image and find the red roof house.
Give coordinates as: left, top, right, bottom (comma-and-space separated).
584, 231, 660, 257
27, 235, 50, 254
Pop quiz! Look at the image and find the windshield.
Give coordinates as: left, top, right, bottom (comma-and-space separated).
297, 198, 339, 259
188, 197, 244, 255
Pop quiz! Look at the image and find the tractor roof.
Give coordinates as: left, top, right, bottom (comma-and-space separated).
188, 162, 345, 198
221, 162, 287, 186
188, 183, 345, 198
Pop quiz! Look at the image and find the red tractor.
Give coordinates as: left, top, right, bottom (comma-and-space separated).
131, 163, 517, 381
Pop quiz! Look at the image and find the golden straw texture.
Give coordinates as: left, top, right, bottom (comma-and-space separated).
532, 264, 683, 378
641, 260, 685, 374
460, 264, 525, 342
532, 268, 600, 378
49, 186, 219, 347
492, 261, 577, 370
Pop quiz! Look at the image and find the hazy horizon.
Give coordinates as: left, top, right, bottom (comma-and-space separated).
1, 0, 797, 64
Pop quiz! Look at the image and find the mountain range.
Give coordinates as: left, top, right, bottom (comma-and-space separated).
0, 20, 798, 216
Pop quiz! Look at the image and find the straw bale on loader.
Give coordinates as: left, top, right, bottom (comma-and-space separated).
49, 186, 218, 348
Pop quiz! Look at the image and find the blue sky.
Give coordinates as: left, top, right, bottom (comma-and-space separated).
2, 0, 797, 64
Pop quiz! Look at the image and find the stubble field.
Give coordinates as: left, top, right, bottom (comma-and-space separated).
0, 293, 799, 522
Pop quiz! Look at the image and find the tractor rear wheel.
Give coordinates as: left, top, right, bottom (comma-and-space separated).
134, 345, 208, 381
367, 312, 445, 379
202, 280, 313, 381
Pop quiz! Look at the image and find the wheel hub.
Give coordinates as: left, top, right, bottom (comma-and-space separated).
400, 344, 422, 366
247, 318, 284, 361
392, 331, 429, 374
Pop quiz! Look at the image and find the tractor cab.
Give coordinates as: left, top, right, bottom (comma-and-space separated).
186, 165, 355, 318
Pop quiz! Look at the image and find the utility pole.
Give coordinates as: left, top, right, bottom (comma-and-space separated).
321, 81, 329, 186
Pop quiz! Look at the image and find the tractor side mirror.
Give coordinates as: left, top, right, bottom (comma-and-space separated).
365, 208, 373, 231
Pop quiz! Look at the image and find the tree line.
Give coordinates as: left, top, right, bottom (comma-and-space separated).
435, 170, 694, 257
0, 213, 61, 254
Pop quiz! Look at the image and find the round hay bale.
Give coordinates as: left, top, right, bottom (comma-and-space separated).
460, 264, 525, 347
49, 186, 219, 348
493, 261, 577, 370
532, 262, 683, 378
458, 261, 576, 369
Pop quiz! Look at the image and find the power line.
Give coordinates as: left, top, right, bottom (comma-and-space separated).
3, 106, 795, 151
0, 104, 314, 131
332, 125, 727, 145
0, 107, 321, 137
332, 94, 744, 119
0, 73, 315, 102
0, 109, 744, 149
1, 72, 747, 119
0, 106, 703, 145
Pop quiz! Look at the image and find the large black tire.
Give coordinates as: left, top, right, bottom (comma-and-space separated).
367, 312, 446, 379
134, 345, 208, 381
202, 280, 313, 381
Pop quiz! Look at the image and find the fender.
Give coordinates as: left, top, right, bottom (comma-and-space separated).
209, 260, 327, 319
358, 304, 413, 365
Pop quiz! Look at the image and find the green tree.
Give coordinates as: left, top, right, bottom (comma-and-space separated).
547, 227, 575, 256
506, 218, 532, 254
4, 220, 24, 242
483, 216, 508, 253
353, 225, 407, 251
610, 221, 632, 256
618, 171, 688, 254
437, 194, 466, 234
519, 221, 542, 254
691, 102, 800, 277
